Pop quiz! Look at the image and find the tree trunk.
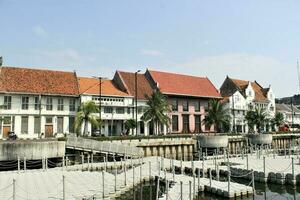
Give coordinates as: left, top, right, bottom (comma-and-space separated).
84, 120, 88, 136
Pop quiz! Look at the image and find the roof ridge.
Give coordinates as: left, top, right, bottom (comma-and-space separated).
1, 66, 75, 74
148, 69, 208, 79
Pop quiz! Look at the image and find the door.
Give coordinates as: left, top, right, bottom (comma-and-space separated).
3, 126, 10, 138
45, 125, 53, 138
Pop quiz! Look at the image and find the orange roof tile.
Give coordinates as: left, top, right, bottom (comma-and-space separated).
147, 70, 221, 98
78, 77, 130, 96
0, 66, 79, 95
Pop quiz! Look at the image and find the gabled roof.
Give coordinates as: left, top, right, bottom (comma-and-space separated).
116, 71, 153, 100
220, 76, 269, 102
78, 77, 130, 97
147, 70, 221, 98
0, 66, 79, 96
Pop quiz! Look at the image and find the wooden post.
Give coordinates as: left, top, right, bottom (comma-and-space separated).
156, 176, 160, 200
180, 159, 183, 174
292, 157, 296, 186
149, 161, 151, 181
45, 157, 48, 170
124, 162, 127, 186
81, 154, 84, 171
63, 175, 66, 200
180, 181, 183, 200
263, 157, 266, 182
13, 179, 16, 200
24, 157, 26, 172
228, 170, 231, 195
198, 168, 200, 191
102, 171, 105, 199
193, 173, 196, 198
202, 160, 205, 178
133, 166, 135, 187
17, 157, 20, 173
252, 169, 255, 195
140, 164, 142, 183
166, 180, 169, 200
114, 167, 117, 192
189, 180, 192, 200
246, 154, 249, 170
209, 168, 212, 187
62, 156, 65, 170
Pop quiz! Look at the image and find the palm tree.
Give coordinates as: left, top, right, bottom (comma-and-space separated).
203, 99, 230, 133
124, 119, 136, 135
141, 91, 170, 135
245, 108, 267, 133
75, 101, 100, 136
271, 112, 284, 131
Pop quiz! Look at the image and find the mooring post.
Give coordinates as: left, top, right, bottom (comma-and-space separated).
252, 169, 255, 195
62, 156, 65, 170
140, 164, 142, 183
161, 156, 164, 170
209, 168, 212, 187
133, 166, 135, 187
263, 156, 267, 183
124, 162, 127, 186
166, 180, 169, 200
180, 181, 183, 200
91, 153, 94, 168
180, 159, 183, 174
292, 157, 296, 186
198, 168, 201, 191
102, 171, 105, 199
24, 157, 26, 172
13, 179, 16, 200
114, 167, 117, 192
228, 170, 231, 196
63, 175, 66, 200
87, 154, 90, 170
216, 163, 219, 181
149, 161, 151, 180
42, 157, 45, 170
104, 156, 107, 172
66, 157, 68, 169
189, 180, 192, 200
156, 176, 160, 200
192, 160, 195, 176
202, 159, 205, 178
246, 154, 249, 170
193, 173, 196, 198
17, 157, 20, 173
81, 154, 84, 171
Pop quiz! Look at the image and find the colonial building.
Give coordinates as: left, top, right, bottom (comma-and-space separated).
0, 66, 79, 139
276, 103, 300, 127
145, 70, 222, 134
220, 76, 276, 133
78, 77, 134, 136
113, 71, 154, 135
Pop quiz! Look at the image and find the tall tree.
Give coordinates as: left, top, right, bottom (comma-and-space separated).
75, 101, 100, 136
141, 91, 170, 135
271, 112, 284, 130
124, 119, 136, 135
245, 108, 267, 133
203, 99, 231, 133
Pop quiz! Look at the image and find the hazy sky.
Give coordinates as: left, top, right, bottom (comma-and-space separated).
1, 0, 300, 98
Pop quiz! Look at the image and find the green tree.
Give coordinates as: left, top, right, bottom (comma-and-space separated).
271, 112, 284, 130
75, 101, 100, 136
124, 119, 136, 135
141, 91, 170, 135
203, 99, 231, 133
245, 108, 267, 133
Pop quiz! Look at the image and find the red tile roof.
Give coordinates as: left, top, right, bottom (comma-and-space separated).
147, 70, 221, 98
78, 77, 130, 96
230, 78, 268, 102
117, 71, 153, 100
0, 66, 79, 95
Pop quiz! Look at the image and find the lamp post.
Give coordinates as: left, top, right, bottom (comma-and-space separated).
135, 70, 141, 136
92, 76, 107, 136
291, 97, 294, 134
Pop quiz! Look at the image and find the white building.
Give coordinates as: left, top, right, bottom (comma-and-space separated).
0, 66, 79, 139
78, 77, 136, 136
220, 76, 276, 133
276, 103, 300, 126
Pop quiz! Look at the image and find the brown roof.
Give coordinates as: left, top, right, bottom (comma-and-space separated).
147, 70, 221, 98
78, 77, 130, 96
0, 66, 79, 95
223, 77, 269, 102
117, 71, 153, 100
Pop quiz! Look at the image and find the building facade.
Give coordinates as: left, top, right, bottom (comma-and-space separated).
220, 76, 276, 133
0, 66, 79, 139
145, 70, 222, 134
78, 77, 135, 136
276, 103, 300, 127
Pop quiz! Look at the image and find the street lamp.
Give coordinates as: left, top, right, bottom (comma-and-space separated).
135, 70, 141, 135
92, 76, 107, 135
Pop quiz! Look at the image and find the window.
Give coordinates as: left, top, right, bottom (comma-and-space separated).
57, 117, 64, 133
3, 96, 12, 110
104, 107, 113, 113
204, 102, 209, 112
195, 115, 201, 133
204, 116, 211, 131
46, 117, 53, 124
69, 99, 76, 112
21, 96, 29, 110
34, 97, 40, 110
182, 115, 190, 133
172, 99, 178, 111
138, 107, 143, 114
21, 116, 28, 134
57, 98, 64, 111
46, 98, 53, 110
3, 116, 11, 125
69, 117, 75, 133
172, 115, 178, 132
195, 101, 200, 112
140, 121, 145, 134
127, 108, 131, 114
116, 107, 125, 114
248, 91, 252, 96
183, 100, 189, 112
34, 117, 41, 134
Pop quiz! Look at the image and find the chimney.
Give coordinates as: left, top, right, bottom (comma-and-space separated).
0, 57, 2, 66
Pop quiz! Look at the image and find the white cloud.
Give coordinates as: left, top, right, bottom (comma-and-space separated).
169, 53, 297, 97
32, 26, 48, 38
140, 49, 163, 57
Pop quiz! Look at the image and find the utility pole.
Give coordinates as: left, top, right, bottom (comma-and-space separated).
291, 97, 294, 134
135, 70, 141, 135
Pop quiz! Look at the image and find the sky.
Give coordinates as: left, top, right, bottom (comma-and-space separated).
1, 0, 300, 98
